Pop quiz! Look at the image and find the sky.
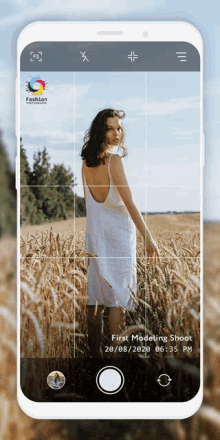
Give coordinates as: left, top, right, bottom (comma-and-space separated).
0, 1, 219, 219
20, 71, 200, 213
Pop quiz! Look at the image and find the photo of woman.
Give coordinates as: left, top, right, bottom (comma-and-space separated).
80, 108, 160, 358
47, 371, 65, 390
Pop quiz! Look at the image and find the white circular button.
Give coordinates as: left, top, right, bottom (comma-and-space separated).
96, 366, 124, 394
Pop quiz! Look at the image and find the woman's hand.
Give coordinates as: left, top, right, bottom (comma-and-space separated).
145, 236, 160, 265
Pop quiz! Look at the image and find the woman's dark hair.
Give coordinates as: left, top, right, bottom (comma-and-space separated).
80, 108, 128, 167
54, 372, 60, 382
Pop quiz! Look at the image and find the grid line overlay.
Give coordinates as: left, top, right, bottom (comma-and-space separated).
19, 71, 201, 363
20, 257, 200, 260
73, 71, 76, 358
144, 72, 147, 356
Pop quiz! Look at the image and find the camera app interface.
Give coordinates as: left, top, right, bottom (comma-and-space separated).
20, 42, 201, 402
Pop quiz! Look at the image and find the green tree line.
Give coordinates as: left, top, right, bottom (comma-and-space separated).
0, 130, 16, 237
20, 139, 86, 226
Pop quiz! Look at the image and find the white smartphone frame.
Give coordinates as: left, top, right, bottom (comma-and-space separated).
17, 20, 204, 420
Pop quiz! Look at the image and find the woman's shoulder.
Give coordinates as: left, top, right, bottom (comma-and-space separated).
110, 153, 121, 160
110, 153, 122, 163
110, 154, 124, 175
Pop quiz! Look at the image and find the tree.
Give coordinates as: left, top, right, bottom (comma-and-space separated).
20, 138, 40, 225
31, 147, 51, 186
0, 130, 16, 236
50, 163, 76, 188
20, 138, 31, 186
20, 142, 85, 225
20, 187, 40, 225
29, 147, 53, 220
50, 164, 76, 220
75, 195, 86, 217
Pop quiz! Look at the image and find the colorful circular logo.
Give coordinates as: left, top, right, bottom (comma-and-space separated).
26, 76, 46, 95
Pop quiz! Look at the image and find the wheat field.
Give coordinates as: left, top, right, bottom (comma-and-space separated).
1, 216, 220, 438
20, 214, 200, 360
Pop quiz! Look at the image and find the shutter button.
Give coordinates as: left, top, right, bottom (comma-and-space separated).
96, 366, 124, 394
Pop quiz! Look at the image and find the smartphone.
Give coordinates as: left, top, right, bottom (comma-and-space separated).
17, 21, 204, 420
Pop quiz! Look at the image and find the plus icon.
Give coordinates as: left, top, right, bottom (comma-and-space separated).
127, 51, 138, 62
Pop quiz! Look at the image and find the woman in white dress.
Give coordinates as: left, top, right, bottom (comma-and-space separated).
51, 372, 62, 388
80, 109, 160, 358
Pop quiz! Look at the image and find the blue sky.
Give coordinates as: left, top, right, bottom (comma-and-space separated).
0, 1, 219, 219
20, 71, 200, 213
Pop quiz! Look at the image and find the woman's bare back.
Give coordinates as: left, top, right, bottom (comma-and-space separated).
82, 155, 111, 203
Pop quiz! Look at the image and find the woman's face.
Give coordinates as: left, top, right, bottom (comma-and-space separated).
105, 117, 122, 148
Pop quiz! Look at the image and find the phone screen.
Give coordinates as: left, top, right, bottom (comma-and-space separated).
19, 41, 201, 403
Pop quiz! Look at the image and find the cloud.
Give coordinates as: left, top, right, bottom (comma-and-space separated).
21, 129, 84, 146
20, 77, 92, 154
170, 127, 200, 139
0, 0, 165, 27
0, 63, 13, 122
204, 77, 220, 96
175, 157, 188, 162
0, 64, 16, 168
109, 94, 200, 117
20, 79, 91, 126
144, 95, 200, 116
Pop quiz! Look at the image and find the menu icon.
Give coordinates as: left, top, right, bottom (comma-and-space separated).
176, 52, 187, 62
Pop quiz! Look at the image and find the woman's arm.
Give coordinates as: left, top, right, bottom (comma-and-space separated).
110, 155, 159, 258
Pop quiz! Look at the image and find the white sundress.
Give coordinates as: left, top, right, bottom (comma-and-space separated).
83, 153, 137, 312
51, 378, 64, 388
